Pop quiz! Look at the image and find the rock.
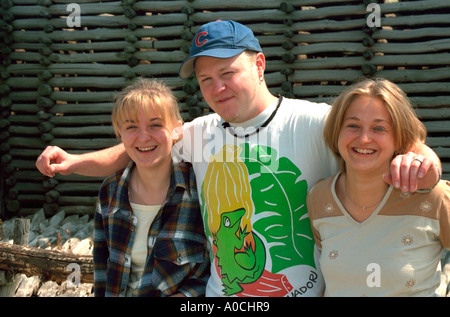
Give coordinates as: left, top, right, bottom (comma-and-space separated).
61, 237, 81, 253
61, 214, 79, 225
62, 221, 83, 237
0, 273, 27, 297
27, 230, 37, 245
28, 234, 42, 248
72, 237, 93, 255
34, 279, 94, 297
41, 226, 58, 238
30, 209, 45, 228
1, 209, 95, 297
14, 275, 41, 297
38, 219, 49, 233
49, 210, 65, 228
39, 236, 57, 249
58, 281, 93, 297
37, 281, 60, 297
1, 219, 14, 242
0, 271, 7, 286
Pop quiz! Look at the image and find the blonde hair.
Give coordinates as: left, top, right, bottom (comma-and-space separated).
323, 78, 426, 170
112, 78, 182, 138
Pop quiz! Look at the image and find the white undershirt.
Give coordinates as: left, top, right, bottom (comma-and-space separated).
127, 202, 160, 293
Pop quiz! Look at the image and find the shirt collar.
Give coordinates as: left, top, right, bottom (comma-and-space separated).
108, 160, 134, 215
109, 160, 192, 215
171, 161, 192, 198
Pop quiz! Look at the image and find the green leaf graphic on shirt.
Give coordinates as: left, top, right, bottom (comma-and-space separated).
240, 143, 316, 273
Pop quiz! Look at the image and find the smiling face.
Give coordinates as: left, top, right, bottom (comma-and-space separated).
118, 107, 175, 170
112, 79, 182, 171
195, 52, 265, 123
324, 79, 427, 173
337, 96, 396, 175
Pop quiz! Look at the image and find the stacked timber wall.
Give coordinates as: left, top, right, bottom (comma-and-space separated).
1, 0, 449, 218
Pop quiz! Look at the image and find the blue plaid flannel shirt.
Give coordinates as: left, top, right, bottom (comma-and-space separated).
93, 161, 210, 297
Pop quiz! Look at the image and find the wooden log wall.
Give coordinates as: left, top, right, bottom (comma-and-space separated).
0, 0, 449, 218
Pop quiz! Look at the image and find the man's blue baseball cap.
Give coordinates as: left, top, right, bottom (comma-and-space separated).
178, 20, 262, 79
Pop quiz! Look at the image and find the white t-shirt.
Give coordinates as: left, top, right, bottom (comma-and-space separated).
173, 97, 338, 297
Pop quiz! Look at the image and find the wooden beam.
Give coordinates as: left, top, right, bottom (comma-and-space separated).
0, 242, 93, 284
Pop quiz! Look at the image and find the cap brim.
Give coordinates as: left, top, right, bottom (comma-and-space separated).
178, 48, 246, 79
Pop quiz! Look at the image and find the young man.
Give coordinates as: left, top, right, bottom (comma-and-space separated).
36, 21, 441, 297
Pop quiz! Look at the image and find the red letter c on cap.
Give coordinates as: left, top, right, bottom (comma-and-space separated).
195, 31, 208, 46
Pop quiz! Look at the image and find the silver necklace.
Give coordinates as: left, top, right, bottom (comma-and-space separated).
344, 178, 383, 211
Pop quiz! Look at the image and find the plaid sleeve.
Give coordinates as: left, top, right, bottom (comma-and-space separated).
93, 201, 108, 296
93, 176, 116, 297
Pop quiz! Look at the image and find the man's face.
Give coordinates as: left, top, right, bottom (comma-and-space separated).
194, 52, 262, 123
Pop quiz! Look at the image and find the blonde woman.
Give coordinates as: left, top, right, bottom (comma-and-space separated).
93, 78, 209, 297
307, 78, 449, 296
